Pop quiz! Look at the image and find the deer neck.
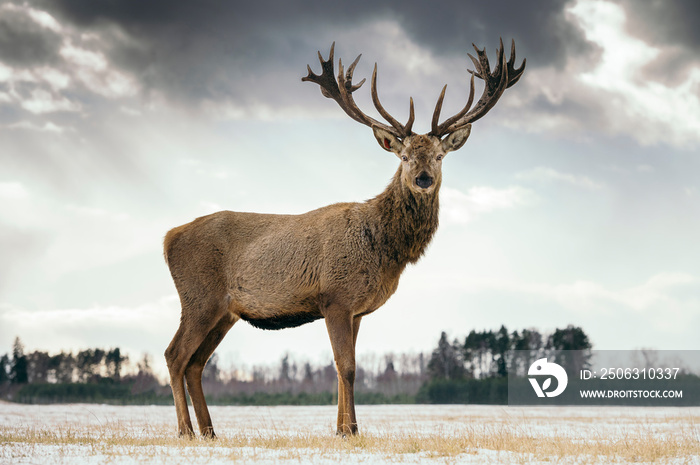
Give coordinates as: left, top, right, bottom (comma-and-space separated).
369, 167, 440, 268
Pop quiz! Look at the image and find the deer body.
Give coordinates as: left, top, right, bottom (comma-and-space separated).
164, 42, 525, 438
166, 165, 436, 331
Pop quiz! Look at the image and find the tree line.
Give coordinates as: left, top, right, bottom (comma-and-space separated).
0, 325, 592, 405
0, 337, 166, 404
1, 338, 128, 385
420, 325, 591, 403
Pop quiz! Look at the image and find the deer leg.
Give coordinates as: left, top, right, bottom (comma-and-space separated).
165, 301, 226, 438
324, 313, 357, 436
336, 371, 346, 433
352, 315, 362, 349
336, 315, 362, 430
184, 312, 237, 438
165, 324, 195, 437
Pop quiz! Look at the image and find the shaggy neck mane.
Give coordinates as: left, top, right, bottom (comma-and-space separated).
368, 167, 440, 268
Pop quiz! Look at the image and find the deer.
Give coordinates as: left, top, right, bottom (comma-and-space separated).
163, 40, 525, 438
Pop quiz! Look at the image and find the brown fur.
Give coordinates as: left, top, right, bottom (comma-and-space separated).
163, 133, 453, 437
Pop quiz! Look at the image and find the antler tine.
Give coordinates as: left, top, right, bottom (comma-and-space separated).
326, 42, 334, 64
336, 58, 384, 128
431, 38, 525, 137
468, 43, 489, 79
303, 43, 411, 139
302, 42, 340, 100
506, 38, 526, 88
430, 85, 447, 135
371, 64, 414, 138
493, 38, 505, 75
405, 97, 415, 135
345, 54, 366, 93
461, 40, 509, 124
429, 73, 475, 136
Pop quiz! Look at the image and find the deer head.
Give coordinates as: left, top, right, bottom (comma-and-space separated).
302, 40, 526, 195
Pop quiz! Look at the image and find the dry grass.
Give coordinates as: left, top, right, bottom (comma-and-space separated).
1, 405, 698, 464
2, 425, 698, 464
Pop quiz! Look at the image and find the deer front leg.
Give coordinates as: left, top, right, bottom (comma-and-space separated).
324, 313, 358, 436
335, 316, 362, 431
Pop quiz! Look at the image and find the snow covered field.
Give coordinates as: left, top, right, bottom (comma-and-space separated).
1, 402, 698, 464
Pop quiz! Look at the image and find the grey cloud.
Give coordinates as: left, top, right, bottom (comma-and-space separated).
616, 0, 700, 50
33, 0, 372, 105
396, 0, 591, 68
613, 0, 700, 85
0, 6, 61, 66
32, 0, 591, 106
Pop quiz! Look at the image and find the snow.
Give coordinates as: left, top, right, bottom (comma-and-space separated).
0, 403, 697, 464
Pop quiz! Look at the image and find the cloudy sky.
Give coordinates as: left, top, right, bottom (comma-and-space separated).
1, 0, 699, 376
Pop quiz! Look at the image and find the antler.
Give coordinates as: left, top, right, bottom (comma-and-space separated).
302, 42, 415, 139
430, 39, 526, 137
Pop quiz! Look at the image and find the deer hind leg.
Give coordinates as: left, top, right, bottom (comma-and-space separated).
165, 298, 227, 438
184, 312, 237, 438
325, 312, 358, 436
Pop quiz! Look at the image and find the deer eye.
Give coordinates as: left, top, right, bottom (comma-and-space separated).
436, 154, 443, 161
401, 155, 408, 162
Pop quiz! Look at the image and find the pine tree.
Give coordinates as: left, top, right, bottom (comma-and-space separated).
27, 350, 51, 383
493, 325, 510, 378
427, 332, 465, 380
0, 354, 10, 384
10, 337, 28, 384
50, 352, 76, 383
106, 348, 127, 380
463, 329, 495, 379
550, 325, 591, 351
549, 325, 592, 375
77, 349, 105, 382
302, 362, 314, 385
279, 354, 291, 383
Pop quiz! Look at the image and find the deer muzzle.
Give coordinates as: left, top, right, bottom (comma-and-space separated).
415, 172, 434, 189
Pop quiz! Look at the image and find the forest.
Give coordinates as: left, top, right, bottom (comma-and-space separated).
0, 325, 593, 405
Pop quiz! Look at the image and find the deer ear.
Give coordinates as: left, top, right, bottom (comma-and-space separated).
372, 126, 404, 154
441, 124, 471, 153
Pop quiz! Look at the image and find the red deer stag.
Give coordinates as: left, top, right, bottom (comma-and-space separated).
164, 40, 525, 437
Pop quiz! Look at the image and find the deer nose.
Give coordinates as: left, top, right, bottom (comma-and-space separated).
415, 171, 433, 189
